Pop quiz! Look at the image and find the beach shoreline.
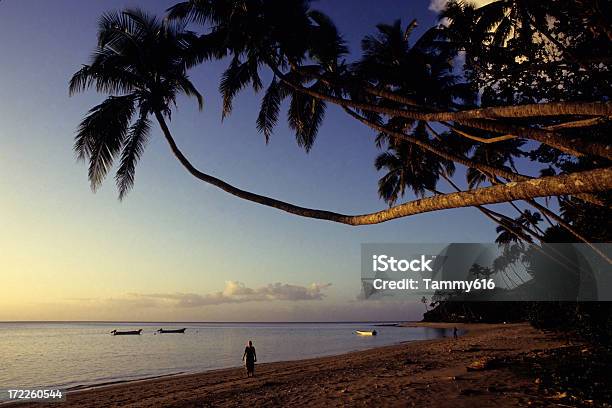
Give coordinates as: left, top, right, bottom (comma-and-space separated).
6, 322, 578, 407
15, 321, 441, 393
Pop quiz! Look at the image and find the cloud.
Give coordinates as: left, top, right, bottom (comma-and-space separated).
429, 0, 496, 13
428, 0, 449, 13
127, 281, 332, 308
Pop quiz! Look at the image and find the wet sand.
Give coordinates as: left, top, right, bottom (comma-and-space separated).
11, 322, 573, 407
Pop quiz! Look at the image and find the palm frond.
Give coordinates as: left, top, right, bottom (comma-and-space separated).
68, 63, 142, 96
116, 115, 151, 199
182, 30, 229, 68
74, 95, 136, 191
71, 7, 204, 200
219, 57, 256, 119
256, 77, 290, 143
98, 10, 143, 49
166, 0, 214, 25
176, 75, 204, 110
287, 84, 326, 152
377, 170, 402, 206
307, 9, 348, 66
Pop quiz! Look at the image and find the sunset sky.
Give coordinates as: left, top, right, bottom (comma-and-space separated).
0, 0, 499, 322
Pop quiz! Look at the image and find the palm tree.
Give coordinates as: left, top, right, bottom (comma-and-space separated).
494, 209, 542, 245
69, 7, 611, 227
375, 123, 454, 206
167, 0, 347, 151
440, 0, 611, 101
441, 0, 542, 61
354, 19, 475, 110
469, 264, 484, 279
69, 9, 203, 199
466, 138, 525, 189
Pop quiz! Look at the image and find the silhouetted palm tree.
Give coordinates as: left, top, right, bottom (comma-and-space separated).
354, 19, 474, 110
495, 210, 542, 245
68, 3, 611, 228
354, 20, 472, 206
69, 9, 202, 198
466, 138, 526, 188
441, 0, 548, 65
168, 0, 347, 150
375, 123, 454, 205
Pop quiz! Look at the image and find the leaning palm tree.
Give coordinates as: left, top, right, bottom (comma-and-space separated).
70, 9, 203, 199
69, 7, 355, 218
70, 7, 611, 227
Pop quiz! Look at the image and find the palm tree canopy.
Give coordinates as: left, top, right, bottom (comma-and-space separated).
69, 9, 203, 199
354, 19, 474, 109
356, 21, 470, 205
167, 0, 347, 151
375, 122, 455, 205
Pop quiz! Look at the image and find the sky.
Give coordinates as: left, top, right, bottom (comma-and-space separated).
0, 0, 499, 322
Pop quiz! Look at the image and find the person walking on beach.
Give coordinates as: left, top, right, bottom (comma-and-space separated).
453, 327, 458, 340
242, 340, 257, 377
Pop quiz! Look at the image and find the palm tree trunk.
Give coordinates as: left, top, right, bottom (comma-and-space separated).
439, 175, 541, 243
154, 109, 612, 226
487, 176, 547, 237
453, 172, 606, 266
424, 102, 611, 121
454, 119, 607, 159
344, 108, 530, 182
292, 68, 611, 119
273, 68, 611, 159
441, 117, 605, 146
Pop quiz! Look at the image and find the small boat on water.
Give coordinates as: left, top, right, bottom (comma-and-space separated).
111, 329, 142, 336
157, 328, 186, 334
355, 330, 377, 336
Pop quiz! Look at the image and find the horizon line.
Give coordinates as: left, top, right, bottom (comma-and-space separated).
0, 319, 415, 324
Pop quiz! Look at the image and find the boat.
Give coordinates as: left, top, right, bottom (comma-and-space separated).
157, 328, 186, 334
110, 329, 142, 336
355, 330, 377, 336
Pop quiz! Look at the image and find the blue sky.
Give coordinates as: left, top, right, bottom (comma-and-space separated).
0, 0, 500, 321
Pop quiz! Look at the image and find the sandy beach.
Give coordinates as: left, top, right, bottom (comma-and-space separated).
9, 322, 584, 407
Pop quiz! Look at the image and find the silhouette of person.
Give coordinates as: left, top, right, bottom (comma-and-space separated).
242, 340, 257, 377
453, 327, 458, 340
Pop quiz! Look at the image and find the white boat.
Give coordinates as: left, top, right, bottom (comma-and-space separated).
355, 330, 377, 336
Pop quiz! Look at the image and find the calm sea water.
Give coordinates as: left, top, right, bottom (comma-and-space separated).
0, 322, 451, 389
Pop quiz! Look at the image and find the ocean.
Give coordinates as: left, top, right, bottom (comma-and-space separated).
1, 322, 452, 390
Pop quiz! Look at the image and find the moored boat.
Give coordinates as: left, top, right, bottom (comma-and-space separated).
355, 330, 377, 336
157, 328, 186, 334
111, 329, 142, 336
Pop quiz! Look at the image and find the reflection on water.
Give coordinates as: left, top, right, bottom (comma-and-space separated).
0, 322, 453, 389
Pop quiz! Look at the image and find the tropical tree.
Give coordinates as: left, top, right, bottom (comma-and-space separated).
494, 210, 543, 245
71, 3, 611, 234
375, 123, 456, 205
69, 9, 204, 199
